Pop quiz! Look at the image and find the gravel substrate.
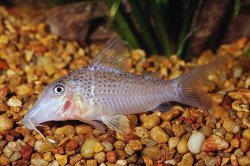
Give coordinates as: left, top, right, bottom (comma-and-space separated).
0, 6, 250, 166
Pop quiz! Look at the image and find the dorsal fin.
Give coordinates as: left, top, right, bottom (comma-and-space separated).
89, 36, 128, 72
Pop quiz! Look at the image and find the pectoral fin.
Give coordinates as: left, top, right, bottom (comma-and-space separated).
101, 115, 130, 134
74, 115, 106, 133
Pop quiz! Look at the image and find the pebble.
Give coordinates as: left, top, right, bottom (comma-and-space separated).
44, 152, 54, 161
177, 153, 193, 166
199, 125, 213, 137
231, 138, 240, 148
116, 149, 127, 159
150, 126, 169, 143
31, 158, 49, 166
204, 156, 217, 166
66, 139, 78, 151
34, 140, 54, 152
168, 137, 180, 149
188, 132, 205, 154
86, 159, 97, 166
20, 144, 33, 160
141, 114, 160, 129
221, 157, 230, 166
9, 151, 21, 162
165, 159, 176, 165
230, 154, 238, 166
177, 138, 188, 154
116, 159, 127, 165
128, 140, 142, 151
238, 156, 250, 166
101, 141, 113, 152
15, 84, 31, 96
106, 151, 118, 163
126, 154, 138, 163
223, 118, 240, 134
69, 154, 82, 165
141, 137, 157, 146
124, 144, 135, 155
135, 127, 149, 138
143, 155, 153, 165
160, 108, 180, 121
6, 96, 22, 107
94, 152, 105, 163
202, 135, 229, 152
142, 146, 162, 160
81, 136, 99, 158
50, 160, 60, 166
113, 140, 125, 149
94, 142, 104, 153
0, 155, 9, 165
240, 138, 249, 153
0, 115, 13, 133
75, 124, 93, 135
55, 154, 68, 166
3, 145, 14, 158
242, 129, 250, 140
55, 125, 75, 136
172, 124, 186, 138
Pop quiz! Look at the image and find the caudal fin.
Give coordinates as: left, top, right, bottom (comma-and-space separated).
172, 58, 227, 109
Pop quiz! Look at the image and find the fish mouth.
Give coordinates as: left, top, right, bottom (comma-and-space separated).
23, 102, 50, 139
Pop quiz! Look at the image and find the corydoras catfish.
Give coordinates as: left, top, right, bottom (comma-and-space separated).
23, 37, 225, 138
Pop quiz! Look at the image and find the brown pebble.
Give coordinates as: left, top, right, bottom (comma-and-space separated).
165, 147, 176, 160
199, 125, 213, 137
141, 114, 160, 130
116, 149, 127, 159
240, 138, 250, 153
177, 138, 188, 154
128, 140, 142, 151
172, 124, 186, 138
142, 146, 161, 160
70, 154, 82, 165
0, 154, 9, 165
242, 129, 250, 140
66, 139, 78, 151
0, 115, 13, 133
202, 135, 229, 152
94, 152, 105, 163
178, 153, 193, 166
86, 159, 97, 166
106, 151, 118, 163
238, 156, 250, 166
160, 108, 180, 121
114, 140, 125, 149
150, 126, 169, 143
75, 124, 93, 135
20, 144, 33, 160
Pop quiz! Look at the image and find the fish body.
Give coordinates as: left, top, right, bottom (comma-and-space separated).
23, 37, 223, 136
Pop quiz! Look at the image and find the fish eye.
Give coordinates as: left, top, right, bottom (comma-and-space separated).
53, 85, 65, 95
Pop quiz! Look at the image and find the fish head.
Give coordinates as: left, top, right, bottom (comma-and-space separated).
23, 76, 76, 131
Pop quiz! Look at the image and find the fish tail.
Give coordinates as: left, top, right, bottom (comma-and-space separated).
170, 58, 227, 109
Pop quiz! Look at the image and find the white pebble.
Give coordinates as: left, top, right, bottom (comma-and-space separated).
116, 159, 127, 165
188, 131, 205, 154
165, 159, 176, 165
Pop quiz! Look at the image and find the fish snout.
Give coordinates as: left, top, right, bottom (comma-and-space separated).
22, 113, 37, 130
